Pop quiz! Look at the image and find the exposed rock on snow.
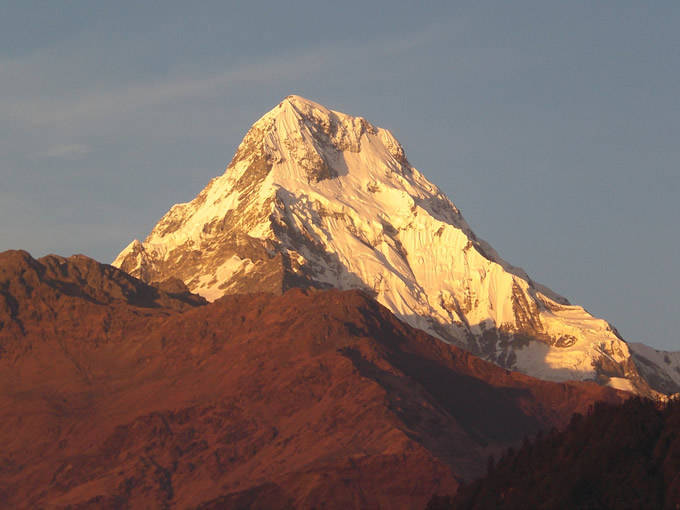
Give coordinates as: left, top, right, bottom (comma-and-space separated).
629, 342, 680, 394
113, 95, 661, 394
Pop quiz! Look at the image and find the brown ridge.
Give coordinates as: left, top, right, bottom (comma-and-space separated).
0, 250, 627, 509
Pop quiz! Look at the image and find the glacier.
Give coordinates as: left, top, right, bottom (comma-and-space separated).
114, 95, 668, 395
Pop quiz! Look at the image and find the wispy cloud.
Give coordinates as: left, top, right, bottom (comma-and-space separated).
4, 52, 324, 129
44, 143, 91, 159
0, 20, 456, 134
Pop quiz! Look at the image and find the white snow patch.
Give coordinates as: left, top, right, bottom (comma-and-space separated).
608, 377, 635, 393
194, 255, 254, 301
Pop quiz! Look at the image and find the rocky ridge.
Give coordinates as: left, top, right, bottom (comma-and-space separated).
0, 250, 626, 509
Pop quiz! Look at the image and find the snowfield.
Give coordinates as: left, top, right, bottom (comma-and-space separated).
114, 95, 675, 395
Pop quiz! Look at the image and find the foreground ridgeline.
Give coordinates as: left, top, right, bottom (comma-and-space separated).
113, 95, 675, 395
0, 250, 627, 509
429, 397, 680, 510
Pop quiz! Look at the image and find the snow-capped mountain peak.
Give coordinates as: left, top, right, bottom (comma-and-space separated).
113, 95, 663, 395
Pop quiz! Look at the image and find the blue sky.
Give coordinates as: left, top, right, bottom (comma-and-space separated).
1, 1, 678, 350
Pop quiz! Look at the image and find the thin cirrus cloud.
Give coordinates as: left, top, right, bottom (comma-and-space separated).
1, 20, 455, 135
44, 143, 91, 159
3, 53, 323, 130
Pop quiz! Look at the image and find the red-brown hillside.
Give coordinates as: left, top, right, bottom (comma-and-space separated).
0, 251, 627, 509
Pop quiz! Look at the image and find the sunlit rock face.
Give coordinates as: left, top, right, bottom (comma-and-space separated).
114, 95, 657, 394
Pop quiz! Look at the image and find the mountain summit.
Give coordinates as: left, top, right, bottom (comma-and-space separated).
113, 95, 660, 394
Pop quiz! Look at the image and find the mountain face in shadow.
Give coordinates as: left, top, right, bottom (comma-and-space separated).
438, 397, 680, 510
0, 250, 627, 509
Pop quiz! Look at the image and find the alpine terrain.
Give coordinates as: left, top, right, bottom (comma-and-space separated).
113, 95, 672, 395
0, 250, 626, 509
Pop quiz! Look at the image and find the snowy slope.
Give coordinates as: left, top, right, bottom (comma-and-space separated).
113, 95, 655, 394
629, 342, 680, 395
